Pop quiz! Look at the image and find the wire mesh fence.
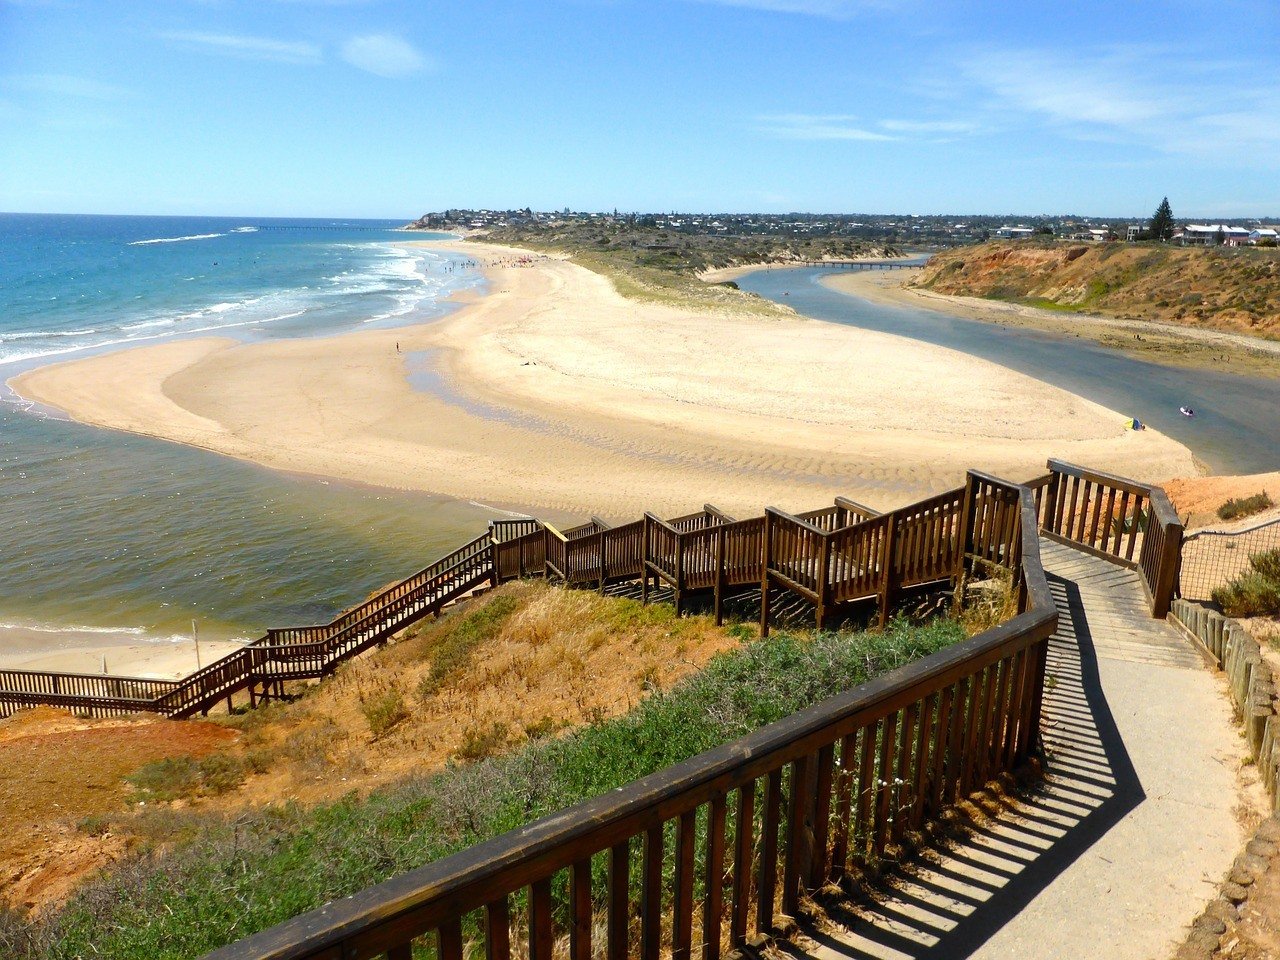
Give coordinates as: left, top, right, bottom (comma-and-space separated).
1179, 517, 1280, 602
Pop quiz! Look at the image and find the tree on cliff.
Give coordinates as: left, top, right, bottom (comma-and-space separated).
1149, 197, 1175, 242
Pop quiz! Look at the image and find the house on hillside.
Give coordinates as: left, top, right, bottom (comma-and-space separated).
995, 225, 1034, 239
1248, 228, 1279, 245
1180, 224, 1251, 246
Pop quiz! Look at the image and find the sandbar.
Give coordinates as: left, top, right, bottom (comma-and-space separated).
9, 241, 1198, 522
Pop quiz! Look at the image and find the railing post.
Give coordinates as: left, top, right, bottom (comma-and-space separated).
878, 514, 897, 628
760, 511, 772, 638
1042, 470, 1059, 533
641, 515, 651, 605
714, 525, 727, 626
598, 531, 608, 595
487, 535, 498, 589
1153, 516, 1183, 618
955, 472, 977, 583
815, 534, 831, 632
674, 531, 685, 617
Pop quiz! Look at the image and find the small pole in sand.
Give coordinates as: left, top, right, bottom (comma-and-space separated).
193, 619, 202, 670
102, 655, 108, 675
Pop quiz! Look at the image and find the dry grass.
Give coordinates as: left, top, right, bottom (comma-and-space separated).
204, 581, 744, 809
916, 240, 1280, 337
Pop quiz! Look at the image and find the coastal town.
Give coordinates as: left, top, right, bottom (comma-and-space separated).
412, 207, 1280, 247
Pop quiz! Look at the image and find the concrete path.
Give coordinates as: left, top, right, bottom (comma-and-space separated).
799, 540, 1248, 960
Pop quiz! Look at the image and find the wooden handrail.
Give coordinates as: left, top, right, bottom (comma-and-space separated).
205, 477, 1057, 960
1040, 459, 1182, 617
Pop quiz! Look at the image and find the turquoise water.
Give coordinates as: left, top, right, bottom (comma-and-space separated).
0, 214, 499, 654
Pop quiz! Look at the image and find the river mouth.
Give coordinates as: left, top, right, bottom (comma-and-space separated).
736, 265, 1280, 477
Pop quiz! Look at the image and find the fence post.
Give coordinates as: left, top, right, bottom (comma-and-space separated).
487, 535, 498, 589
598, 531, 608, 595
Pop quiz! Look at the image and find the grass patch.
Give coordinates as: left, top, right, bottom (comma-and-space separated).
358, 687, 409, 738
416, 593, 520, 698
126, 754, 248, 803
1217, 492, 1274, 522
23, 618, 964, 960
1213, 549, 1280, 617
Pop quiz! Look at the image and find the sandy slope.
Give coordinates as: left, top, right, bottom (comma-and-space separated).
9, 241, 1196, 520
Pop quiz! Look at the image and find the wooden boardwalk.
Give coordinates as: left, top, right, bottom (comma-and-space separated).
799, 541, 1240, 960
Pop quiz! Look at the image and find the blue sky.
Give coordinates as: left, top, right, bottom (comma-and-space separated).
1, 0, 1277, 218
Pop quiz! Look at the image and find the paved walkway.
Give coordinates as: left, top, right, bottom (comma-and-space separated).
801, 540, 1247, 960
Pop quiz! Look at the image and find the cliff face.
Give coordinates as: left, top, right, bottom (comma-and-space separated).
914, 241, 1280, 336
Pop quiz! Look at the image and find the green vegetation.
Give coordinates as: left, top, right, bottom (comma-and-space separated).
1213, 549, 1280, 617
126, 753, 255, 802
358, 687, 410, 738
474, 220, 899, 316
1149, 197, 1175, 243
1216, 492, 1274, 522
4, 618, 964, 960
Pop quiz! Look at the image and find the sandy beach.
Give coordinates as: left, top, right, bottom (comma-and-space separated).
9, 241, 1197, 526
0, 628, 244, 679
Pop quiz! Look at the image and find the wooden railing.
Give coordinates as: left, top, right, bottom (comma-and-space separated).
205, 474, 1056, 960
1, 532, 499, 720
2, 459, 1185, 726
1036, 459, 1183, 616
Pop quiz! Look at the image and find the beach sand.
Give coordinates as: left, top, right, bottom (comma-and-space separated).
0, 630, 245, 679
9, 241, 1197, 526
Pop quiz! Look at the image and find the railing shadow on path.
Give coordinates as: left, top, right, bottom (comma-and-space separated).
787, 572, 1145, 960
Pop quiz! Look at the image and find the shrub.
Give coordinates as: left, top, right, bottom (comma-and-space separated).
1217, 492, 1274, 522
455, 721, 509, 761
1253, 549, 1280, 582
125, 754, 248, 802
360, 689, 409, 738
1213, 549, 1280, 618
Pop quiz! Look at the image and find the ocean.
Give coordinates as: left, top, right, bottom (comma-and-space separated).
0, 213, 499, 658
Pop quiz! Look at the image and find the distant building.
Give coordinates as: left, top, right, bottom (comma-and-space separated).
1180, 224, 1251, 246
995, 225, 1034, 239
1126, 224, 1142, 241
1248, 228, 1279, 244
1088, 227, 1113, 242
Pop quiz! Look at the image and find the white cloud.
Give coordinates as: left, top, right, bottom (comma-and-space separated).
757, 114, 895, 141
956, 47, 1280, 158
5, 73, 130, 100
340, 33, 431, 78
160, 31, 323, 64
878, 118, 979, 135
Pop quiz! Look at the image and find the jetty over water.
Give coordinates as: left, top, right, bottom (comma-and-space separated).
796, 259, 917, 269
4, 460, 1242, 960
